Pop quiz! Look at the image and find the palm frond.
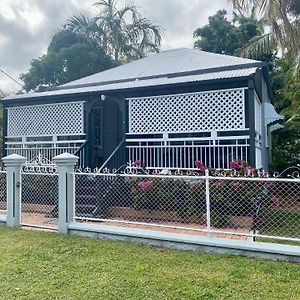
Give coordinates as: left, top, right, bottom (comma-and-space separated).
235, 33, 275, 58
67, 14, 95, 35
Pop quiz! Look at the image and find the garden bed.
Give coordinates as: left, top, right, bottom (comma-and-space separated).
106, 206, 253, 230
107, 206, 206, 224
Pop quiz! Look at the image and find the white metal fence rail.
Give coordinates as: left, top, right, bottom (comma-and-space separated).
73, 172, 300, 243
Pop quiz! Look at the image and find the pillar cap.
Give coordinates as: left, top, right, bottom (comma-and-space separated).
53, 152, 79, 166
2, 154, 26, 166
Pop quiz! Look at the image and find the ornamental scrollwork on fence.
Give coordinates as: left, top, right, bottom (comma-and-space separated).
82, 160, 300, 180
272, 164, 300, 179
21, 153, 57, 174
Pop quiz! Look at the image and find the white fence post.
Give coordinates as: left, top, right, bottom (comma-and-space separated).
205, 169, 211, 236
2, 154, 26, 227
53, 153, 78, 234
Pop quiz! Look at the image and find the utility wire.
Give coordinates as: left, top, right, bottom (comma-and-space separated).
0, 68, 23, 87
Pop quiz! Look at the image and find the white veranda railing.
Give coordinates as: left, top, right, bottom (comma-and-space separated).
6, 134, 86, 163
126, 135, 250, 170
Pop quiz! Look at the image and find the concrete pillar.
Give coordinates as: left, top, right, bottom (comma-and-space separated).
2, 154, 26, 227
53, 153, 78, 234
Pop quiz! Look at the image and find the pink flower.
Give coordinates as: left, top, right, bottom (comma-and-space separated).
134, 160, 142, 167
195, 160, 207, 171
272, 195, 282, 208
138, 180, 153, 191
245, 166, 256, 176
230, 160, 240, 171
232, 182, 242, 191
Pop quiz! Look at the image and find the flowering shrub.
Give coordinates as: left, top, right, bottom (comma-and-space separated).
127, 159, 280, 226
134, 160, 142, 167
195, 160, 207, 172
130, 177, 195, 215
138, 180, 153, 191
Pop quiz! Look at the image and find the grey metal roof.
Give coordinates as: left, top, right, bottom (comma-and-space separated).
4, 67, 258, 101
60, 48, 260, 89
4, 48, 263, 102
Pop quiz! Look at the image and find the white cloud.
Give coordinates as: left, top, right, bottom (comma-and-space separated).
0, 0, 230, 93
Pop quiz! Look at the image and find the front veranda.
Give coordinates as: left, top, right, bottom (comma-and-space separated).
1, 156, 299, 246
5, 87, 262, 171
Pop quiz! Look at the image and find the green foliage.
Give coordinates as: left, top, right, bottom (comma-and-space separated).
271, 128, 300, 170
20, 30, 115, 92
271, 57, 300, 169
67, 0, 163, 63
272, 58, 300, 125
228, 0, 300, 78
193, 10, 262, 55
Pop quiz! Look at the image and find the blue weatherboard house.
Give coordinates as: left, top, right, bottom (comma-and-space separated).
2, 48, 282, 170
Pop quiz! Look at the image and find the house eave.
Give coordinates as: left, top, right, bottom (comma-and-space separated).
2, 74, 255, 107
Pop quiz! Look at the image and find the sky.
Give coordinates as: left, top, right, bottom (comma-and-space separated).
0, 0, 231, 94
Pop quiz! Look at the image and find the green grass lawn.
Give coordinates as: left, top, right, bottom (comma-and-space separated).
0, 226, 300, 300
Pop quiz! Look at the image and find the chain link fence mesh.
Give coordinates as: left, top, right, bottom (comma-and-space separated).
75, 174, 208, 229
209, 178, 300, 239
21, 173, 59, 229
0, 172, 6, 215
74, 173, 300, 242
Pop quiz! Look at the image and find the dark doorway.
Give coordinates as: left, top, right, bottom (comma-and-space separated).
89, 99, 123, 168
91, 105, 102, 167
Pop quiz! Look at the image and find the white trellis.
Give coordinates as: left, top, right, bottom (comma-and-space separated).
126, 88, 249, 169
6, 101, 86, 163
128, 88, 246, 134
7, 101, 84, 137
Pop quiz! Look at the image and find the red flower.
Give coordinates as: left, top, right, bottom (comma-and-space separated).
230, 160, 240, 171
134, 160, 142, 167
138, 180, 153, 191
195, 160, 207, 171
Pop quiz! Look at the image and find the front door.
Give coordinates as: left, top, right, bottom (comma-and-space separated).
89, 99, 124, 169
91, 106, 103, 167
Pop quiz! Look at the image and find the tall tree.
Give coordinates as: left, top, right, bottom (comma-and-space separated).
193, 10, 262, 56
67, 0, 163, 63
228, 0, 300, 76
20, 30, 115, 92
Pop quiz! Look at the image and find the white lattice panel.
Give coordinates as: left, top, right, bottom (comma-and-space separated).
128, 89, 245, 134
8, 102, 84, 136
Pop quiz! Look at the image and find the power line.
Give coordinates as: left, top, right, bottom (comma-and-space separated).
0, 68, 23, 88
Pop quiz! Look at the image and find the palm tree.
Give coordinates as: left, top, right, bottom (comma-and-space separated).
228, 0, 300, 76
67, 0, 162, 63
